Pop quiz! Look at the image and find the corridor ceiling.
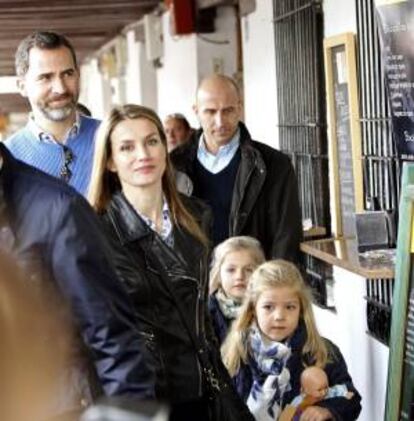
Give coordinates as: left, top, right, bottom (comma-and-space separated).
0, 0, 161, 113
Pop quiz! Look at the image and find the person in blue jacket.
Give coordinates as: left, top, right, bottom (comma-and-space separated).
208, 236, 265, 344
5, 31, 100, 196
0, 143, 149, 419
221, 260, 362, 421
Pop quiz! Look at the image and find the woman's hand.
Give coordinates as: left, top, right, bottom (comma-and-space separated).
299, 405, 333, 421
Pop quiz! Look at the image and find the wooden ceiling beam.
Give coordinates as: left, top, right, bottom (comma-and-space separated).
0, 0, 162, 81
0, 0, 158, 10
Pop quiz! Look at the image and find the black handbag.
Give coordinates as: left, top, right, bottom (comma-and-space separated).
202, 355, 255, 421
176, 314, 254, 421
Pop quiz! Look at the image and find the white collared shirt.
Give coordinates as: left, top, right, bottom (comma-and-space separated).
197, 129, 240, 174
27, 112, 81, 145
137, 197, 174, 247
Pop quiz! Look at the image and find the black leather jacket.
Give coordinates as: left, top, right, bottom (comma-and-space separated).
171, 122, 303, 261
101, 191, 212, 403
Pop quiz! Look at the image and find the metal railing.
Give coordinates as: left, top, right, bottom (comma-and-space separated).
273, 0, 332, 305
273, 0, 329, 231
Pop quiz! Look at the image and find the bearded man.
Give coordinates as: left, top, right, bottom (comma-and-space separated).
5, 31, 99, 196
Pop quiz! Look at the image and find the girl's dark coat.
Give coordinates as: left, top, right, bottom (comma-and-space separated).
208, 292, 232, 345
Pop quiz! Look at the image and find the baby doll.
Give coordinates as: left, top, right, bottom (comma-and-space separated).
279, 366, 354, 421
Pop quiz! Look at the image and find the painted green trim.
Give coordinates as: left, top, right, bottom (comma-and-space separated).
385, 162, 414, 420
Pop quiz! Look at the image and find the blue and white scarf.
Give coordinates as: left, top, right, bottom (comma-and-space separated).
247, 325, 292, 421
215, 288, 242, 320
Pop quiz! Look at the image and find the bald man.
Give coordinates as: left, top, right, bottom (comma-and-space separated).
171, 74, 302, 261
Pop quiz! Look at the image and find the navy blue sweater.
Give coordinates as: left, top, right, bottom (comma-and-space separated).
193, 149, 241, 246
208, 293, 232, 345
5, 115, 100, 196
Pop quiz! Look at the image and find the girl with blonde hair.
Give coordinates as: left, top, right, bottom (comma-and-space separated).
221, 260, 361, 421
88, 104, 253, 421
208, 236, 265, 344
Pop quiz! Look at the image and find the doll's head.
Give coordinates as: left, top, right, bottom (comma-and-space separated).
301, 366, 329, 400
209, 236, 265, 300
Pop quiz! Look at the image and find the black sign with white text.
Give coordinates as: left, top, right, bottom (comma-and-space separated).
376, 0, 414, 159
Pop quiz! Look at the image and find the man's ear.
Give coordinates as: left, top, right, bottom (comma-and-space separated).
237, 100, 244, 116
192, 103, 198, 117
16, 77, 28, 97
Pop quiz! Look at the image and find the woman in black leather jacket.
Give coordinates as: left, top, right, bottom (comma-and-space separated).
88, 104, 253, 421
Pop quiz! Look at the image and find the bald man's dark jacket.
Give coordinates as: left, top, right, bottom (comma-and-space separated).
171, 122, 302, 261
0, 144, 151, 416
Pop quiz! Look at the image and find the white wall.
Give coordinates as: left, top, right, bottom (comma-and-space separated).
125, 30, 142, 105
324, 0, 357, 37
156, 12, 199, 127
157, 7, 238, 128
241, 1, 278, 148
318, 3, 388, 421
314, 267, 389, 421
125, 30, 157, 109
79, 58, 111, 119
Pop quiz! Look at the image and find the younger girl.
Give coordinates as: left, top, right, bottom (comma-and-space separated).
222, 260, 361, 421
209, 236, 265, 344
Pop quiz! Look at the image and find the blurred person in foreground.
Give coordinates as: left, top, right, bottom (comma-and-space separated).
88, 104, 253, 421
0, 251, 73, 421
0, 143, 149, 419
164, 113, 193, 152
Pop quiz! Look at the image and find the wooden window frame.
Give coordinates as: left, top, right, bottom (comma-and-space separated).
324, 32, 364, 237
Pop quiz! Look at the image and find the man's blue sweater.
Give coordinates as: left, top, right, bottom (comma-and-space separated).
5, 115, 100, 196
